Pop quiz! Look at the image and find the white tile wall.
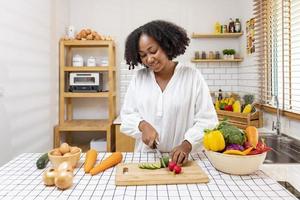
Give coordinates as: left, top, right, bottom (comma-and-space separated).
119, 62, 240, 109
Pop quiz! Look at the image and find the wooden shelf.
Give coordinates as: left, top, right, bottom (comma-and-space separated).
192, 32, 243, 38
61, 40, 114, 47
64, 66, 116, 72
54, 39, 116, 152
63, 92, 116, 98
58, 120, 110, 131
191, 58, 243, 63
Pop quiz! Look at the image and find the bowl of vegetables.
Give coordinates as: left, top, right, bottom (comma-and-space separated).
48, 143, 82, 168
203, 122, 271, 175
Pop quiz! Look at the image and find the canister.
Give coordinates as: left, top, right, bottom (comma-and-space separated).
87, 56, 97, 66
72, 54, 83, 67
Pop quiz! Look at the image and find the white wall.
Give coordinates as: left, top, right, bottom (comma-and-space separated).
0, 0, 69, 166
69, 0, 246, 114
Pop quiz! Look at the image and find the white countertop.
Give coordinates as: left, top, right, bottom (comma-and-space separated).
261, 164, 300, 192
0, 152, 297, 199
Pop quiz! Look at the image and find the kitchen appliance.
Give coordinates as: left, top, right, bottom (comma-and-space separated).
115, 161, 209, 186
69, 72, 103, 92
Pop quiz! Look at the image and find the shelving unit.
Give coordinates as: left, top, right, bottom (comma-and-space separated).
192, 32, 243, 38
191, 32, 243, 63
191, 58, 243, 63
54, 40, 116, 152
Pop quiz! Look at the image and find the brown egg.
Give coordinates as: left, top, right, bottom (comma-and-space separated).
63, 153, 72, 157
59, 143, 70, 154
70, 146, 80, 154
52, 148, 62, 156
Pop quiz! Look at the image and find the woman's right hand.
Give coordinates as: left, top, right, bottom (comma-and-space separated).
138, 120, 158, 148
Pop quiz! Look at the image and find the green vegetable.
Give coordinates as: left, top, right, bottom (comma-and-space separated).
160, 156, 169, 168
217, 121, 246, 145
36, 153, 49, 169
138, 162, 161, 170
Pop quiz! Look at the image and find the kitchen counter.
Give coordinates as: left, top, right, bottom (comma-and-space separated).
0, 152, 297, 200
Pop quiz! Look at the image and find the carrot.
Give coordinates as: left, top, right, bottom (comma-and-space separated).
84, 149, 98, 173
90, 152, 123, 175
245, 126, 259, 148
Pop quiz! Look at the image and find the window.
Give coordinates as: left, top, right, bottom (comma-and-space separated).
255, 0, 300, 114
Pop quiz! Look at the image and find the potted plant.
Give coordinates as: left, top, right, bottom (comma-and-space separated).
223, 49, 229, 59
228, 49, 236, 59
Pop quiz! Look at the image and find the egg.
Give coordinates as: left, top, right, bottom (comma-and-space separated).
52, 148, 62, 156
70, 146, 81, 154
59, 143, 70, 154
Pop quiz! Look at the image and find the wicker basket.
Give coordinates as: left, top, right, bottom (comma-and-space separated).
216, 110, 263, 130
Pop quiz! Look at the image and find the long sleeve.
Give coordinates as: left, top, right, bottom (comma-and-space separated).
120, 75, 143, 139
184, 73, 219, 153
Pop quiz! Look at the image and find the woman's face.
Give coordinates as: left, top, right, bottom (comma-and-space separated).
138, 34, 169, 72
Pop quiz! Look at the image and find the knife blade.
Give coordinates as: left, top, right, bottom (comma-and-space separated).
154, 139, 162, 159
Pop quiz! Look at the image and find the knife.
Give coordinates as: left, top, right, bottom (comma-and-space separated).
154, 139, 163, 159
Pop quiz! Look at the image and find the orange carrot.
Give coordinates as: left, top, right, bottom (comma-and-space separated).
84, 149, 98, 173
90, 152, 123, 175
245, 126, 259, 148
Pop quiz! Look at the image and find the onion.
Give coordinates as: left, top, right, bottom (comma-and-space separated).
55, 170, 73, 190
57, 161, 73, 172
43, 168, 57, 186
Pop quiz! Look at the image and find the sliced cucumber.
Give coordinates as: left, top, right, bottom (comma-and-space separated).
138, 161, 161, 170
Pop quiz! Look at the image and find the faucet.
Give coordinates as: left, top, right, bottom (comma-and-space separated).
272, 95, 281, 136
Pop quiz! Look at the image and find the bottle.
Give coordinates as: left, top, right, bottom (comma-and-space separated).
235, 18, 241, 32
214, 22, 221, 34
194, 51, 200, 59
201, 51, 207, 59
215, 51, 220, 59
228, 18, 235, 33
218, 89, 223, 101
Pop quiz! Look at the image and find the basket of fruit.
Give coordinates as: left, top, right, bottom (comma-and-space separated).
203, 120, 271, 175
215, 94, 263, 129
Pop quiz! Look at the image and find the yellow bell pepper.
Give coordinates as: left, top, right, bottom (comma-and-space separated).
203, 130, 225, 152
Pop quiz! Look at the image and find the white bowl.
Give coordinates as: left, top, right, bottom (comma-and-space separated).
205, 150, 267, 175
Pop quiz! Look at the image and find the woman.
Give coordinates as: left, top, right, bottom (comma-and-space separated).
120, 20, 218, 165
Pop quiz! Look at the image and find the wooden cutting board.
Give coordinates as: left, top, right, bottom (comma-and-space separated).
115, 161, 209, 186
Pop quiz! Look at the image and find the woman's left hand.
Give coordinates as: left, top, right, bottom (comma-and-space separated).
170, 140, 192, 166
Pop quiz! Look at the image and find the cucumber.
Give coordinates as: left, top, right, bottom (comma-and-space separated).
36, 153, 49, 169
138, 161, 161, 170
160, 156, 169, 168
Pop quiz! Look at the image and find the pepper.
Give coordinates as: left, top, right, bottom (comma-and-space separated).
203, 130, 225, 152
223, 147, 253, 155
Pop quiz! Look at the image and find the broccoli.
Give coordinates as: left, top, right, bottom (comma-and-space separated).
217, 121, 246, 145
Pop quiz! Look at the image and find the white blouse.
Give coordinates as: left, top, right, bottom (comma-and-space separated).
120, 62, 218, 153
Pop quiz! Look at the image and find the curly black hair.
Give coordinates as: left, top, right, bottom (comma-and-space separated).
124, 20, 190, 69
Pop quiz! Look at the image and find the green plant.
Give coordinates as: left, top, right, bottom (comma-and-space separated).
228, 49, 236, 55
223, 49, 229, 55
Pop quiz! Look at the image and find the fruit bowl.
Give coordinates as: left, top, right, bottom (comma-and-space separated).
205, 150, 267, 175
48, 148, 82, 168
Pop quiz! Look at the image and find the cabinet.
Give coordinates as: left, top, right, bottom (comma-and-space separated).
191, 32, 243, 63
54, 40, 116, 152
115, 124, 135, 152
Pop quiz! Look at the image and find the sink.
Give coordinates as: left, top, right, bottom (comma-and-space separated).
260, 133, 300, 164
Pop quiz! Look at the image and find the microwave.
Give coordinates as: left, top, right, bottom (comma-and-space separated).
69, 72, 103, 92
